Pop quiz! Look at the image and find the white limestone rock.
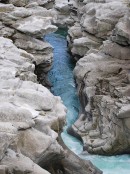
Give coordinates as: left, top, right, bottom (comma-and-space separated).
69, 3, 130, 154
67, 0, 129, 60
53, 0, 76, 27
0, 36, 67, 173
0, 1, 102, 174
13, 32, 53, 65
0, 3, 57, 37
81, 1, 128, 39
66, 4, 130, 155
1, 149, 51, 174
72, 36, 102, 56
13, 16, 57, 37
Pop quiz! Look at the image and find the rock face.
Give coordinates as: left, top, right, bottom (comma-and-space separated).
67, 0, 130, 155
0, 36, 66, 174
67, 0, 128, 59
0, 2, 58, 87
0, 0, 102, 174
52, 0, 79, 27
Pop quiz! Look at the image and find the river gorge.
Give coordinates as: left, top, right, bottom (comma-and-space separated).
45, 30, 130, 174
0, 0, 130, 174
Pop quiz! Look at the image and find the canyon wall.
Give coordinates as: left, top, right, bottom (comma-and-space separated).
68, 0, 130, 155
0, 0, 102, 173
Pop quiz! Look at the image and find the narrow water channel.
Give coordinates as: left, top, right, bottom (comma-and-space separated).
45, 30, 130, 174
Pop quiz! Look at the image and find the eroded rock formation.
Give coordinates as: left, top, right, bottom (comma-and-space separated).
67, 0, 130, 155
0, 35, 66, 174
0, 0, 102, 173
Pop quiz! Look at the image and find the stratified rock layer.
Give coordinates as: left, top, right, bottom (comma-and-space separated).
68, 0, 130, 155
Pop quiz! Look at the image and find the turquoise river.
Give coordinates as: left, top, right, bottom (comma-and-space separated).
45, 31, 130, 174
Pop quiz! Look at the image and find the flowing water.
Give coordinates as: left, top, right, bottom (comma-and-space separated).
45, 31, 130, 174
